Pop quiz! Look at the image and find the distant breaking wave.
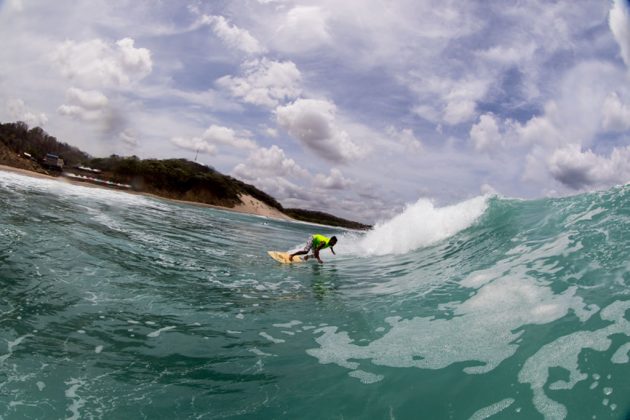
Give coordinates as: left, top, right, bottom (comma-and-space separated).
343, 195, 489, 256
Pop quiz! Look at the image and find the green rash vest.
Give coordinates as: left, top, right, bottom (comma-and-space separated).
312, 234, 332, 249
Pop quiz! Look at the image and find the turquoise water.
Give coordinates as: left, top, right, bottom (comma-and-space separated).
1, 170, 630, 419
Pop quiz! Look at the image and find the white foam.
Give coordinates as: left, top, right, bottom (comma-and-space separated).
65, 378, 86, 420
611, 342, 630, 363
259, 332, 285, 344
469, 398, 514, 420
347, 370, 384, 384
518, 300, 630, 419
307, 270, 592, 380
95, 345, 103, 354
0, 334, 33, 364
273, 320, 302, 329
147, 326, 175, 338
0, 170, 157, 209
249, 347, 275, 357
342, 196, 488, 256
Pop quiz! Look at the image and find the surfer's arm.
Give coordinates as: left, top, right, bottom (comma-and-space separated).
314, 248, 324, 264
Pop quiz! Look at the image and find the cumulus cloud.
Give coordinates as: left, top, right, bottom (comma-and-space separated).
609, 0, 630, 68
273, 6, 331, 53
409, 76, 490, 126
171, 124, 257, 155
313, 168, 354, 190
171, 136, 216, 155
196, 14, 265, 55
6, 99, 48, 126
386, 126, 423, 153
469, 113, 503, 152
275, 98, 363, 163
601, 92, 630, 132
511, 101, 568, 148
58, 87, 109, 121
233, 145, 308, 179
53, 38, 152, 88
547, 144, 630, 189
232, 145, 310, 200
216, 58, 301, 108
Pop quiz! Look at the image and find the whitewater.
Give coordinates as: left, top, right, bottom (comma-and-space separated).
1, 170, 629, 419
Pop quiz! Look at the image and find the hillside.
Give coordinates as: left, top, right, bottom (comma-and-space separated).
0, 121, 371, 230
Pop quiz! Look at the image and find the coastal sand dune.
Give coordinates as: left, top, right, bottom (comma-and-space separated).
0, 164, 292, 221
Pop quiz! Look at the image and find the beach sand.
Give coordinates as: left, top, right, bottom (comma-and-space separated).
0, 164, 292, 221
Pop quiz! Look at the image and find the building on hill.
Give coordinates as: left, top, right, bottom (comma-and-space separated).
43, 153, 64, 171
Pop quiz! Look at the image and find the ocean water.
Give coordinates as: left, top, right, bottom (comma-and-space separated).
1, 170, 629, 420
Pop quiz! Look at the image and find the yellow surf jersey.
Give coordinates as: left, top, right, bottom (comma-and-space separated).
312, 234, 331, 249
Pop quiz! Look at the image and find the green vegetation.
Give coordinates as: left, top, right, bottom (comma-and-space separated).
285, 208, 371, 230
0, 121, 370, 229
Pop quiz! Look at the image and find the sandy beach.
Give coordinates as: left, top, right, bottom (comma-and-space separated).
0, 164, 292, 221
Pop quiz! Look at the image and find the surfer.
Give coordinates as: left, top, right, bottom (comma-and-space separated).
290, 234, 337, 264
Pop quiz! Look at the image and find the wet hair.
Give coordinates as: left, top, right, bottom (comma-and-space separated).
330, 236, 338, 245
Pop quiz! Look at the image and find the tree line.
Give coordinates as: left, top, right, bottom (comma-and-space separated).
0, 121, 370, 229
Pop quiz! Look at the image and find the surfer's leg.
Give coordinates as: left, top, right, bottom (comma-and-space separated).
290, 250, 308, 261
291, 238, 313, 261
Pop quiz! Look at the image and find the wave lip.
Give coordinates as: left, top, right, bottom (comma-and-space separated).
352, 195, 489, 256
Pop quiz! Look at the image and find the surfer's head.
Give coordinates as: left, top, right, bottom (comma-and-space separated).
330, 236, 338, 247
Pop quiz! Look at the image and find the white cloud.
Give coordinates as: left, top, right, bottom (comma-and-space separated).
170, 124, 257, 156
202, 125, 257, 150
171, 136, 217, 155
475, 43, 537, 66
513, 102, 564, 147
6, 99, 48, 126
119, 129, 138, 147
233, 145, 308, 179
609, 0, 630, 68
548, 144, 630, 189
601, 92, 630, 132
58, 87, 110, 122
216, 58, 301, 107
386, 126, 423, 153
5, 0, 23, 12
275, 98, 363, 163
313, 168, 354, 190
469, 113, 502, 152
65, 87, 109, 109
197, 15, 265, 55
232, 145, 310, 200
273, 6, 331, 53
53, 38, 152, 88
408, 76, 490, 126
263, 126, 278, 137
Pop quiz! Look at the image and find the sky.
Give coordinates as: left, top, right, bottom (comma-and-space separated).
1, 0, 630, 224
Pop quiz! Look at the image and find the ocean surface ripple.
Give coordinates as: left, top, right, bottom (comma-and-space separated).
1, 171, 629, 419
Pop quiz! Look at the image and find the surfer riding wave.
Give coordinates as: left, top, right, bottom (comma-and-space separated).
290, 234, 337, 264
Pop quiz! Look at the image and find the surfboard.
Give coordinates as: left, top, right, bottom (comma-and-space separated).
268, 251, 304, 264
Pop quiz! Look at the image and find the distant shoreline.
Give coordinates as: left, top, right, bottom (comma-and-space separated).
0, 164, 293, 222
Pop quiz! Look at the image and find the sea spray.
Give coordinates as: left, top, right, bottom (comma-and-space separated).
344, 195, 488, 256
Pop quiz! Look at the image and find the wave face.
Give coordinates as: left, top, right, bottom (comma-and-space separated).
1, 170, 630, 419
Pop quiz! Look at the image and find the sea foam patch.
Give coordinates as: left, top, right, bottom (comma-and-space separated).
518, 300, 630, 419
307, 268, 593, 381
